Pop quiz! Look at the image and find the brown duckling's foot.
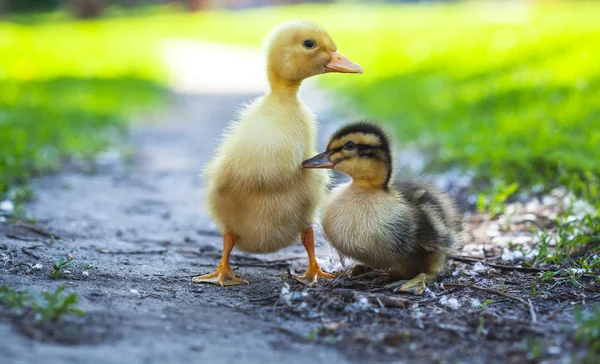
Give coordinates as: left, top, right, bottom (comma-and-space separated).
293, 265, 334, 285
350, 264, 374, 277
192, 264, 249, 286
385, 273, 434, 295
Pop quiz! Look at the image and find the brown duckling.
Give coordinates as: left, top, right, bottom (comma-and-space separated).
302, 121, 462, 294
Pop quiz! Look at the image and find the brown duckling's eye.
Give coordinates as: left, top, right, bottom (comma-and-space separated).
343, 141, 356, 150
303, 40, 316, 49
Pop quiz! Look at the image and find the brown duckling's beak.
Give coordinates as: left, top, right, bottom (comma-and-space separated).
325, 51, 363, 74
302, 151, 334, 169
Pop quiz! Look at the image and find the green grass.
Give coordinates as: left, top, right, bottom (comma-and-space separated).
49, 256, 72, 278
575, 305, 600, 361
0, 17, 165, 199
0, 284, 85, 322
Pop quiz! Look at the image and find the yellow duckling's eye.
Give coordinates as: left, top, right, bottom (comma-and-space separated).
343, 141, 356, 150
303, 40, 316, 49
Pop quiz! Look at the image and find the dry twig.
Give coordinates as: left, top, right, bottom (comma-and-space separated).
527, 298, 538, 324
96, 248, 167, 255
450, 255, 551, 273
5, 234, 40, 242
333, 288, 409, 308
16, 221, 61, 240
21, 245, 42, 260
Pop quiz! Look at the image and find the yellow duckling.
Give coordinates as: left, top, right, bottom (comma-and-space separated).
193, 21, 363, 286
302, 122, 462, 294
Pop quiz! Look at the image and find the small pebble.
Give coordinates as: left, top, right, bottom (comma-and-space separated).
470, 298, 482, 308
472, 262, 487, 273
32, 263, 42, 270
548, 346, 561, 355
501, 247, 524, 262
440, 296, 461, 310
67, 254, 74, 260
0, 200, 14, 213
130, 289, 139, 295
82, 271, 89, 278
570, 268, 584, 275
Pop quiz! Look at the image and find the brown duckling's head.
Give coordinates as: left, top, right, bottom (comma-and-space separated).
264, 21, 362, 91
303, 121, 394, 189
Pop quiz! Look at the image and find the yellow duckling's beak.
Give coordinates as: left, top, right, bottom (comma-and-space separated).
302, 151, 334, 169
325, 51, 363, 74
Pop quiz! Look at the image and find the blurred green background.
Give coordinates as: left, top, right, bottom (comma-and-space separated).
1, 0, 599, 203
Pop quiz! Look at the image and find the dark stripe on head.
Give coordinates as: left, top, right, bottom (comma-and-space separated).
328, 121, 394, 188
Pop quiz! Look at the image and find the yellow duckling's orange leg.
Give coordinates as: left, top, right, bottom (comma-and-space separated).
293, 227, 334, 285
192, 232, 249, 286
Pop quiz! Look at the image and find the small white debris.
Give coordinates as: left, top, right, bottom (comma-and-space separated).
470, 298, 482, 308
353, 296, 371, 311
548, 346, 561, 355
0, 200, 14, 213
0, 216, 6, 222
62, 270, 72, 275
486, 224, 501, 238
532, 184, 544, 194
569, 268, 584, 275
280, 283, 293, 306
67, 254, 74, 261
432, 306, 445, 314
82, 271, 89, 278
440, 296, 461, 310
32, 263, 42, 270
525, 200, 541, 213
424, 287, 436, 298
130, 289, 139, 295
571, 199, 596, 219
501, 247, 524, 262
357, 296, 369, 308
345, 296, 371, 312
452, 267, 463, 276
472, 262, 487, 273
513, 250, 525, 261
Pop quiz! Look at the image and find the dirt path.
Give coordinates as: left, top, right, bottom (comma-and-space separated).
1, 41, 595, 363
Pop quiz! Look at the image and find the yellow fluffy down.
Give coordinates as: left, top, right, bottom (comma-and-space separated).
204, 93, 329, 253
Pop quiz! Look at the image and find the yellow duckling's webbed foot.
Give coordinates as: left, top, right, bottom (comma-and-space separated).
293, 227, 334, 285
192, 232, 249, 286
293, 265, 334, 285
385, 273, 435, 295
192, 265, 248, 286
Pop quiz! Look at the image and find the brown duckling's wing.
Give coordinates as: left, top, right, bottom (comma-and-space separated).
393, 179, 462, 253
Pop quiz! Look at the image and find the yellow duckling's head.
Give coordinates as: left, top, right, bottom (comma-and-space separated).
264, 21, 362, 91
302, 122, 393, 189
